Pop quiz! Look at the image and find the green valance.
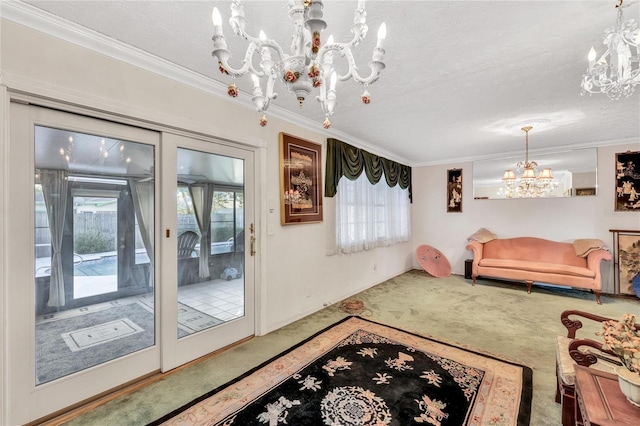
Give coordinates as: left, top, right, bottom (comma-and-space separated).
324, 138, 412, 202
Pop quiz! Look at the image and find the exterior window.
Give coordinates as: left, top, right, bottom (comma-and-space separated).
177, 186, 199, 236
211, 190, 244, 254
176, 187, 244, 255
335, 173, 410, 253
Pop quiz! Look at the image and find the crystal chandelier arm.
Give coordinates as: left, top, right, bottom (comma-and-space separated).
324, 46, 384, 85
350, 1, 369, 47
265, 69, 279, 101
256, 40, 286, 68
216, 43, 270, 78
251, 64, 279, 113
581, 0, 639, 99
317, 23, 386, 85
315, 72, 337, 116
213, 1, 287, 78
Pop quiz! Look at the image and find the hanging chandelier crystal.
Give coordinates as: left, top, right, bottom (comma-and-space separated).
581, 0, 640, 100
501, 126, 558, 198
211, 0, 386, 128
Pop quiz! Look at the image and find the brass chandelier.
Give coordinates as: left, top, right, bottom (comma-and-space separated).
502, 126, 557, 198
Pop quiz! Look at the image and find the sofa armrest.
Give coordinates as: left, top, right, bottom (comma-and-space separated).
465, 241, 483, 276
586, 248, 612, 274
568, 338, 620, 368
560, 310, 615, 338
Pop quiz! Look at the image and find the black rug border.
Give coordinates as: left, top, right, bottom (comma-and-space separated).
148, 315, 532, 425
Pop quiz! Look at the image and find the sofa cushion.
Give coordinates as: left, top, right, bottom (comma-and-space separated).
556, 335, 619, 386
479, 258, 595, 278
482, 237, 588, 268
573, 239, 607, 257
467, 228, 497, 243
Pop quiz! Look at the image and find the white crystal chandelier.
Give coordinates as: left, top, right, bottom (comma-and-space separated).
581, 0, 640, 100
211, 0, 386, 128
501, 126, 557, 198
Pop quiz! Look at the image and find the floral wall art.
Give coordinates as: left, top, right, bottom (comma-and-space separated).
615, 150, 640, 211
279, 133, 323, 225
447, 169, 462, 213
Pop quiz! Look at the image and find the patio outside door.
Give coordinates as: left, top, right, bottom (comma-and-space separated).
6, 103, 161, 423
160, 133, 255, 371
5, 103, 256, 424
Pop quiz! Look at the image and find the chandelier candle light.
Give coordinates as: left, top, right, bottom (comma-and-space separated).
211, 0, 387, 128
581, 0, 640, 99
501, 126, 556, 198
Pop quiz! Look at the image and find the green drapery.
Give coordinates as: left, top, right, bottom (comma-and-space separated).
324, 138, 412, 201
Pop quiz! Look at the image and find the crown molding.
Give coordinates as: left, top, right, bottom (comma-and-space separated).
414, 136, 640, 168
1, 0, 412, 166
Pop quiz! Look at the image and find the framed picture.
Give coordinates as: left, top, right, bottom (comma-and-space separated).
279, 133, 323, 225
612, 230, 640, 296
575, 187, 596, 196
615, 150, 640, 211
447, 168, 462, 213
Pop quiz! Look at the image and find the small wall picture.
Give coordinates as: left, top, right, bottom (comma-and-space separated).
575, 187, 596, 196
615, 150, 640, 211
279, 133, 323, 225
447, 168, 462, 213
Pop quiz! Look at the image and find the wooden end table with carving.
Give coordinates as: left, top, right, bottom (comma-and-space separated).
574, 365, 640, 425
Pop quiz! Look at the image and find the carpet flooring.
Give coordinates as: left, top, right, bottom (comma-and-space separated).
58, 272, 640, 426
152, 316, 532, 425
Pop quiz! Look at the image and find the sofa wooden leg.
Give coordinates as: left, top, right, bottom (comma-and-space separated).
595, 291, 602, 304
526, 280, 533, 294
472, 275, 477, 285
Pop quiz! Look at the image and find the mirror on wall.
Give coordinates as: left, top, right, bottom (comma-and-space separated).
472, 148, 597, 199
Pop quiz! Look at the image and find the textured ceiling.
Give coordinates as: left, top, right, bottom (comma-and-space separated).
17, 0, 640, 165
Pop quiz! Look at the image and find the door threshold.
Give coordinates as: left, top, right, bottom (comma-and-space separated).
31, 335, 254, 426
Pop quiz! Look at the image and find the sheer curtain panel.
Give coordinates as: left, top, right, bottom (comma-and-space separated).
129, 178, 155, 287
189, 183, 214, 278
41, 169, 69, 307
335, 173, 410, 253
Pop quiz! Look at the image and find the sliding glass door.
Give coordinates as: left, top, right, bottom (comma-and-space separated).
7, 103, 160, 423
33, 126, 157, 386
160, 133, 255, 371
6, 103, 256, 424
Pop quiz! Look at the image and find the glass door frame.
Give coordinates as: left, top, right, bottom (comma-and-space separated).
6, 102, 161, 424
160, 132, 256, 372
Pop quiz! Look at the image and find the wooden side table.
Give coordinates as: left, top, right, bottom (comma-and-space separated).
574, 365, 640, 425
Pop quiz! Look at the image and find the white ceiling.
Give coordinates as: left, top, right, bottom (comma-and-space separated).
15, 0, 640, 166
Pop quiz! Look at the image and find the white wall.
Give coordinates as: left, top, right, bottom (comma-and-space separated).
0, 20, 413, 335
411, 142, 640, 291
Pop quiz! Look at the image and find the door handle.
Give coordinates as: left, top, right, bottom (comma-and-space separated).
249, 223, 256, 256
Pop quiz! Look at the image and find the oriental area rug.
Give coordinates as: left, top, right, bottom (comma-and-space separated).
151, 316, 532, 426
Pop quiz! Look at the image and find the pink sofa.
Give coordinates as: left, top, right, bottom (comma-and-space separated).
465, 237, 612, 304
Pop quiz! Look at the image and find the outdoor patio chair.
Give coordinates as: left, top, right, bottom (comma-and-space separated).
177, 231, 199, 258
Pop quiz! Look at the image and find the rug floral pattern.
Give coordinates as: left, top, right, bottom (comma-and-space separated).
156, 317, 530, 426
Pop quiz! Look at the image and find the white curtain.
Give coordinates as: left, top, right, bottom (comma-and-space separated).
41, 169, 69, 307
129, 179, 155, 287
189, 183, 214, 278
336, 172, 410, 254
